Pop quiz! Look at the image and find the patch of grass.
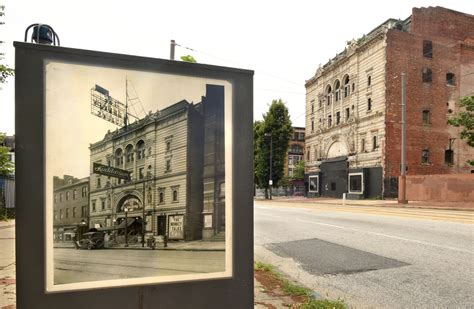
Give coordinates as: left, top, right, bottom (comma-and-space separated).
254, 261, 347, 308
254, 261, 275, 272
282, 280, 312, 297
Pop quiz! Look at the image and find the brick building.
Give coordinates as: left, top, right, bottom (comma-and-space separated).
285, 127, 305, 177
305, 6, 474, 199
88, 84, 224, 241
53, 176, 89, 242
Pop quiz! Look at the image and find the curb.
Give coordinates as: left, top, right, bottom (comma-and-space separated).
257, 199, 474, 212
54, 246, 225, 252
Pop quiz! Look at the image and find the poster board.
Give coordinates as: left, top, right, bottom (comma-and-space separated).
15, 42, 253, 309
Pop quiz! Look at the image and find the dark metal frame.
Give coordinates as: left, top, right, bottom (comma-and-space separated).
15, 41, 254, 309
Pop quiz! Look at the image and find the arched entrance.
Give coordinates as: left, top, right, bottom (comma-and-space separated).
115, 194, 144, 239
320, 141, 349, 198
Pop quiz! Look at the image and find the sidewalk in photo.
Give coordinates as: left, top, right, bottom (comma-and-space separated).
53, 240, 225, 251
258, 196, 474, 211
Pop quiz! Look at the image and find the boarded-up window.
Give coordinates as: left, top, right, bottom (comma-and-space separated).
423, 40, 433, 58
422, 68, 432, 82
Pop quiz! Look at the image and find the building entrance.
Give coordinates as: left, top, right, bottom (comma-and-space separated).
157, 215, 166, 236
320, 157, 348, 198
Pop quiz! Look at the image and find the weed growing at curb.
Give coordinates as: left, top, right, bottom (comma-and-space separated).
254, 261, 347, 309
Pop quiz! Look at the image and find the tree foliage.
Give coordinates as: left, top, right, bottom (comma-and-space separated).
254, 100, 293, 196
0, 134, 14, 176
447, 94, 474, 166
180, 55, 197, 63
292, 160, 305, 180
0, 64, 14, 85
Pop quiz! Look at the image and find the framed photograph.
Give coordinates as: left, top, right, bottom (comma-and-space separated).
44, 60, 234, 292
15, 42, 253, 308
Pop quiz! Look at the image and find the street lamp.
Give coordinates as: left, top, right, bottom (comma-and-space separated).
265, 132, 273, 200
24, 23, 60, 46
124, 207, 129, 247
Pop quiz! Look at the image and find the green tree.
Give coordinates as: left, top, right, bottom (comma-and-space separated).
0, 134, 14, 176
292, 160, 305, 180
180, 55, 197, 63
0, 64, 14, 85
254, 99, 293, 198
447, 94, 474, 166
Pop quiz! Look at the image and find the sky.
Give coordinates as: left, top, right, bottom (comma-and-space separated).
1, 0, 474, 135
44, 61, 231, 178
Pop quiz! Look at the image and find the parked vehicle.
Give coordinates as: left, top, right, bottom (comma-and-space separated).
75, 232, 105, 250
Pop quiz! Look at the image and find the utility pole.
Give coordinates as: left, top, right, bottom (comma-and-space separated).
265, 133, 273, 200
398, 72, 408, 204
170, 40, 176, 60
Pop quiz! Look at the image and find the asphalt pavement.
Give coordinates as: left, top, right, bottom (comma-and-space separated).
255, 200, 474, 308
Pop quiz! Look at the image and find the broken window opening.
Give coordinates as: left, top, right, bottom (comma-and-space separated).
421, 149, 430, 164
446, 73, 455, 86
445, 149, 454, 165
423, 40, 433, 58
422, 68, 432, 83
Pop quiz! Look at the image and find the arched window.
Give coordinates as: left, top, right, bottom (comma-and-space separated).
115, 148, 123, 166
125, 144, 134, 163
343, 75, 350, 97
172, 190, 178, 202
334, 80, 341, 102
136, 140, 145, 160
325, 85, 332, 105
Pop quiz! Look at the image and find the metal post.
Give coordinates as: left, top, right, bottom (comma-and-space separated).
269, 134, 273, 200
124, 208, 129, 247
142, 180, 145, 247
398, 72, 408, 204
170, 40, 176, 60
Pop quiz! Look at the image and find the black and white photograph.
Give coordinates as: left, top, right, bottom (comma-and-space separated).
44, 61, 233, 292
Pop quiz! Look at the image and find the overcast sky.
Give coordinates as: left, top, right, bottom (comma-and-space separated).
1, 0, 473, 135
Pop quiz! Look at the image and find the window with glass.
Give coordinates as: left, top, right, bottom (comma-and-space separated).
422, 110, 431, 125
309, 175, 319, 192
348, 173, 364, 194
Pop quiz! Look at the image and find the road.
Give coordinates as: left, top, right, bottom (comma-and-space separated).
255, 201, 474, 308
55, 248, 225, 284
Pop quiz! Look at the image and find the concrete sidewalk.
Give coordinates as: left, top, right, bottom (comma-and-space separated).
3, 220, 287, 309
54, 240, 225, 251
260, 196, 474, 211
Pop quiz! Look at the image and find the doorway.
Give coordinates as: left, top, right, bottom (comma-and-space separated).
157, 215, 166, 236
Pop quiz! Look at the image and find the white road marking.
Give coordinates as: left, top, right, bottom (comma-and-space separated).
261, 212, 474, 255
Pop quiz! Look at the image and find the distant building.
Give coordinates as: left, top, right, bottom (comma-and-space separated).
285, 127, 305, 177
305, 7, 474, 199
53, 176, 89, 242
0, 134, 14, 165
0, 135, 15, 210
88, 85, 224, 241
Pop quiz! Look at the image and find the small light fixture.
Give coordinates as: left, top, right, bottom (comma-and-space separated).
24, 23, 60, 46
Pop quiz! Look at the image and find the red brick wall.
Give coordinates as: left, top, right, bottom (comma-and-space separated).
405, 174, 474, 203
384, 7, 474, 181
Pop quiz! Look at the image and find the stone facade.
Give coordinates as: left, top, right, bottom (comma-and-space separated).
305, 6, 474, 199
88, 85, 224, 241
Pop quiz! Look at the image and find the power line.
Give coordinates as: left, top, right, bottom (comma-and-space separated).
174, 42, 304, 88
